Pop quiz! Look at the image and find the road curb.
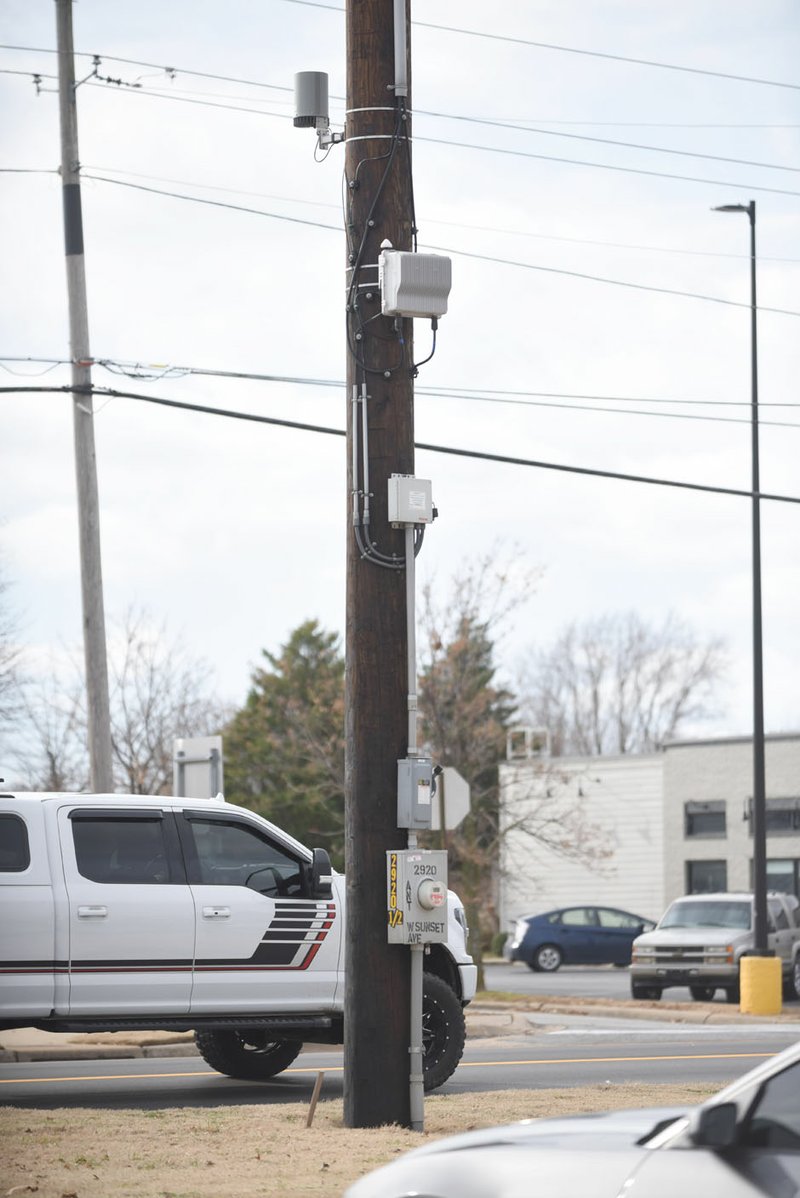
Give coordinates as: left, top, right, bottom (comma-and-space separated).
2, 999, 797, 1063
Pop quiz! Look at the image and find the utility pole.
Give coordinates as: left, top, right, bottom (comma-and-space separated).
343, 0, 415, 1129
55, 0, 114, 793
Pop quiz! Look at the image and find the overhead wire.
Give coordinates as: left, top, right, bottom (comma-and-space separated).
28, 164, 797, 265
70, 174, 800, 319
5, 44, 800, 179
2, 358, 798, 422
4, 382, 800, 506
275, 2, 800, 93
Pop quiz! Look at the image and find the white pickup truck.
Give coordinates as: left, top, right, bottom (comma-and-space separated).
630, 891, 800, 1004
0, 791, 476, 1090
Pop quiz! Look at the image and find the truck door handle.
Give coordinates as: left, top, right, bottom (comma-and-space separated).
202, 906, 231, 919
77, 905, 108, 918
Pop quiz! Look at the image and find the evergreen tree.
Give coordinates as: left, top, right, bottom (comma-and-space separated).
224, 621, 346, 866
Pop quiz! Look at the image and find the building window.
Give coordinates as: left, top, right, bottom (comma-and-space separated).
684, 800, 726, 838
749, 858, 800, 900
766, 799, 800, 836
745, 798, 800, 836
686, 859, 727, 893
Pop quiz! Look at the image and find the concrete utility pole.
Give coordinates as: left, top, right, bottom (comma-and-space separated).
343, 0, 416, 1129
55, 0, 114, 793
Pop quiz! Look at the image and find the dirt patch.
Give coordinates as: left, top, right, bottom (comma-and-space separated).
0, 1082, 717, 1198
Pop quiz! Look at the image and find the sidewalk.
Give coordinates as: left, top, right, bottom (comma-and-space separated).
2, 998, 798, 1063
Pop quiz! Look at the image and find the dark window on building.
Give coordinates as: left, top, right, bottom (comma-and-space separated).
766, 799, 800, 836
745, 798, 800, 837
686, 859, 727, 893
684, 801, 726, 838
72, 816, 172, 884
0, 813, 30, 872
749, 858, 800, 901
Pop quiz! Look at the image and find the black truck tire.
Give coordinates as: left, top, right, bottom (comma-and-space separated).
631, 981, 662, 1000
194, 1030, 302, 1080
423, 973, 466, 1092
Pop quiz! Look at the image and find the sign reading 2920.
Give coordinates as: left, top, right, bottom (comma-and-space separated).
386, 849, 448, 945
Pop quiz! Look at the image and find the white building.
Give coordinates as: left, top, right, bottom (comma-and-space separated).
499, 731, 800, 935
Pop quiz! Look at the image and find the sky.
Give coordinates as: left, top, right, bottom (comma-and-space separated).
1, 0, 799, 766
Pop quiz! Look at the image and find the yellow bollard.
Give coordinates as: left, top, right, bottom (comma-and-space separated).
740, 956, 782, 1015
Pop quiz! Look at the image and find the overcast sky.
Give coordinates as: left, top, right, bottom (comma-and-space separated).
2, 0, 799, 759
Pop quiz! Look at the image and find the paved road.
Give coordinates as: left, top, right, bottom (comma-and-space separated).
3, 1023, 798, 1109
485, 961, 800, 1004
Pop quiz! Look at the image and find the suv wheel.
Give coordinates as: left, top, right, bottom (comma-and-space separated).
689, 985, 716, 1002
422, 973, 466, 1092
194, 1030, 302, 1080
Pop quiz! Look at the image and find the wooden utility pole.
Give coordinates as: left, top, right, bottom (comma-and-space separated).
55, 0, 114, 792
343, 0, 415, 1129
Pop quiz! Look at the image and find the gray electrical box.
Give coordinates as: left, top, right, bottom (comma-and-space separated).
379, 250, 452, 319
388, 474, 433, 526
397, 756, 434, 829
173, 736, 223, 799
387, 848, 449, 944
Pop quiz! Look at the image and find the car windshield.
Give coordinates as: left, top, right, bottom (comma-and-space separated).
659, 900, 752, 930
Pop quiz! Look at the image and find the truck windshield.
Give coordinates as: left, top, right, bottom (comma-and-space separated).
659, 900, 752, 930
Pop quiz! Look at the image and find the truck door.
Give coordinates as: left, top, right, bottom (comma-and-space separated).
0, 806, 56, 1019
178, 811, 341, 1014
58, 806, 195, 1014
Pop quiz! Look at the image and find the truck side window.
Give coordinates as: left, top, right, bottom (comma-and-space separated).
0, 814, 30, 872
72, 817, 172, 884
188, 819, 303, 897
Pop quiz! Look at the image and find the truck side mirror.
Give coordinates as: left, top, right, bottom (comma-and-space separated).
309, 847, 333, 899
692, 1102, 738, 1148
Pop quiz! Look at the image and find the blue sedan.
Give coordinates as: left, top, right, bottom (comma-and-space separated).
509, 904, 656, 971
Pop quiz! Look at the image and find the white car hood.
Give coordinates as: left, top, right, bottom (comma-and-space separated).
345, 1108, 686, 1198
635, 928, 749, 948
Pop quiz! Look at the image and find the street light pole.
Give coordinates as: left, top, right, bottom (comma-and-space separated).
713, 200, 766, 956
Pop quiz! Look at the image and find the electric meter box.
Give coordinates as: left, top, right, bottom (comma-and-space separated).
388, 475, 433, 526
379, 250, 452, 319
387, 848, 449, 944
397, 756, 434, 829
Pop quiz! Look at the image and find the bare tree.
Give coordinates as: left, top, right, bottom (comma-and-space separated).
108, 610, 228, 794
418, 553, 609, 985
16, 609, 228, 794
16, 668, 88, 792
517, 611, 727, 756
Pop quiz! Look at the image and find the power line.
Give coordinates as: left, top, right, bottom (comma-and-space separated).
415, 108, 800, 176
72, 72, 800, 182
65, 71, 800, 178
60, 166, 800, 265
277, 2, 800, 93
3, 357, 797, 419
425, 242, 800, 319
72, 175, 800, 319
414, 133, 800, 200
0, 43, 294, 94
3, 383, 800, 506
6, 59, 797, 130
6, 47, 800, 184
82, 172, 340, 232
